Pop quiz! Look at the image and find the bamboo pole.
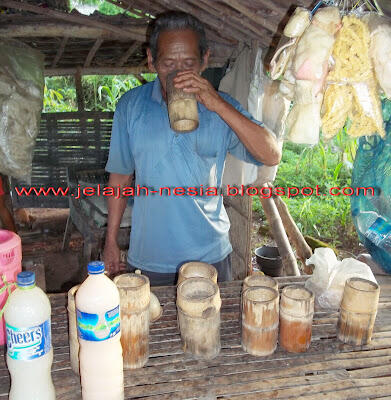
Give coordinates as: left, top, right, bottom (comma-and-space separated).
1, 0, 147, 41
259, 184, 300, 276
51, 36, 68, 68
84, 38, 103, 68
273, 192, 313, 265
118, 41, 140, 67
0, 22, 145, 41
187, 0, 269, 46
219, 0, 277, 34
152, 0, 244, 44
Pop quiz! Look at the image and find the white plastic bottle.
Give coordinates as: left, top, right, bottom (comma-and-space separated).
4, 271, 55, 400
76, 261, 124, 400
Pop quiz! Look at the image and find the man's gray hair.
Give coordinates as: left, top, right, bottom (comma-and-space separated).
149, 11, 208, 62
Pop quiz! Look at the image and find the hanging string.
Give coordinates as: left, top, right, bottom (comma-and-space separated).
311, 0, 384, 15
0, 274, 15, 319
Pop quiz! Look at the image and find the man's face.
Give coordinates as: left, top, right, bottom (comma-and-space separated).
147, 29, 209, 99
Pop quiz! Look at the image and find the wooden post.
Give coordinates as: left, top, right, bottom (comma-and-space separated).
259, 184, 300, 276
75, 68, 88, 151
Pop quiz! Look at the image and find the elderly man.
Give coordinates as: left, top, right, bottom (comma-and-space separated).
104, 11, 281, 285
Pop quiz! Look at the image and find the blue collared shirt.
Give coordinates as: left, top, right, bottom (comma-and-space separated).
106, 78, 263, 273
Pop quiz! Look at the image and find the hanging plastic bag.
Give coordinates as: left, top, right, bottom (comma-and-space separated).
248, 49, 286, 185
270, 7, 311, 80
351, 97, 391, 273
0, 40, 44, 183
364, 13, 391, 99
305, 247, 377, 309
285, 6, 341, 145
321, 15, 385, 139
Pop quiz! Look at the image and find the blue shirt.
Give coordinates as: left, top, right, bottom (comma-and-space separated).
106, 79, 263, 273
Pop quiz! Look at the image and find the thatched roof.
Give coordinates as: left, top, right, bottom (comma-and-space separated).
0, 0, 313, 76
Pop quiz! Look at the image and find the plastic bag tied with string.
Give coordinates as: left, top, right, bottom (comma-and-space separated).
0, 40, 44, 184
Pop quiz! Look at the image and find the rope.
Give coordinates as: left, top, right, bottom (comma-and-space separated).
0, 274, 16, 319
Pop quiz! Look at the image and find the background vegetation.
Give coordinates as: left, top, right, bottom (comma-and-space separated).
44, 73, 358, 250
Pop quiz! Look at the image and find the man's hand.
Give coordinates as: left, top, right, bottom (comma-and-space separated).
103, 239, 122, 277
173, 70, 223, 113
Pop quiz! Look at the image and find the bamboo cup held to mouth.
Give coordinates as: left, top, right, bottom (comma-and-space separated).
242, 286, 279, 356
67, 284, 80, 375
166, 70, 199, 133
279, 285, 314, 353
114, 273, 150, 369
176, 277, 221, 359
337, 277, 380, 346
177, 262, 218, 285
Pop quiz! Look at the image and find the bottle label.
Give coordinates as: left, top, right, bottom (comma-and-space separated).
76, 305, 120, 341
366, 217, 391, 250
6, 320, 51, 361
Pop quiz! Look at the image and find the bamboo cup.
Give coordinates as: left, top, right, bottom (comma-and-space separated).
242, 286, 279, 356
242, 274, 278, 292
279, 285, 314, 353
177, 277, 221, 359
114, 273, 150, 369
67, 284, 80, 375
337, 277, 380, 346
177, 262, 218, 285
166, 70, 199, 133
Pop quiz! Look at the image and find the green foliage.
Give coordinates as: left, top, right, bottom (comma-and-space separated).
83, 75, 142, 111
253, 137, 359, 248
69, 0, 143, 17
43, 76, 77, 112
44, 74, 157, 112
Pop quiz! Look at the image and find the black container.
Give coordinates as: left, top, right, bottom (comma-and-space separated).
254, 246, 283, 277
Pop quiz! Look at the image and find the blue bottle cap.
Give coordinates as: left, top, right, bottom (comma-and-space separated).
17, 271, 35, 287
87, 261, 105, 275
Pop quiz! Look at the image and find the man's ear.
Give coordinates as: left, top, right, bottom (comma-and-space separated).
200, 49, 210, 73
147, 48, 157, 73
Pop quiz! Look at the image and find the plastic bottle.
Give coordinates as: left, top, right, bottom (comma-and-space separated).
353, 209, 391, 269
76, 261, 124, 400
4, 271, 55, 400
354, 210, 391, 250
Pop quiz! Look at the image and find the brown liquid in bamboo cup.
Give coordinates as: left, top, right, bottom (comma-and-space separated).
279, 285, 314, 353
177, 262, 218, 285
166, 70, 199, 133
114, 273, 150, 369
177, 277, 221, 359
242, 286, 279, 356
337, 277, 380, 346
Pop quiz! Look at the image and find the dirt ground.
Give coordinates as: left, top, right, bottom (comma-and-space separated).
11, 208, 369, 293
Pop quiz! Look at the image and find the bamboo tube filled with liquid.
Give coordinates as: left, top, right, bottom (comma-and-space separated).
114, 273, 150, 369
279, 285, 314, 353
337, 277, 380, 346
166, 70, 199, 133
177, 262, 218, 285
242, 286, 279, 356
67, 284, 80, 375
177, 277, 221, 359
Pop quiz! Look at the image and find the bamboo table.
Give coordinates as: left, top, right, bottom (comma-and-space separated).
1, 275, 391, 399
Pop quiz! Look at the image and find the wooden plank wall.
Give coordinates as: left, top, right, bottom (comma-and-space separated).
11, 111, 113, 208
224, 195, 252, 280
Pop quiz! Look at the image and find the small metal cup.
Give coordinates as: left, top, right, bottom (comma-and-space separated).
166, 70, 199, 133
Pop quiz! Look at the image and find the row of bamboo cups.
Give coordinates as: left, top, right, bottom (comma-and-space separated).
242, 274, 380, 356
67, 263, 380, 372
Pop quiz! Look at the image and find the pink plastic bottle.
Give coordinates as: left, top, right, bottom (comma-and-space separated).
0, 230, 22, 345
